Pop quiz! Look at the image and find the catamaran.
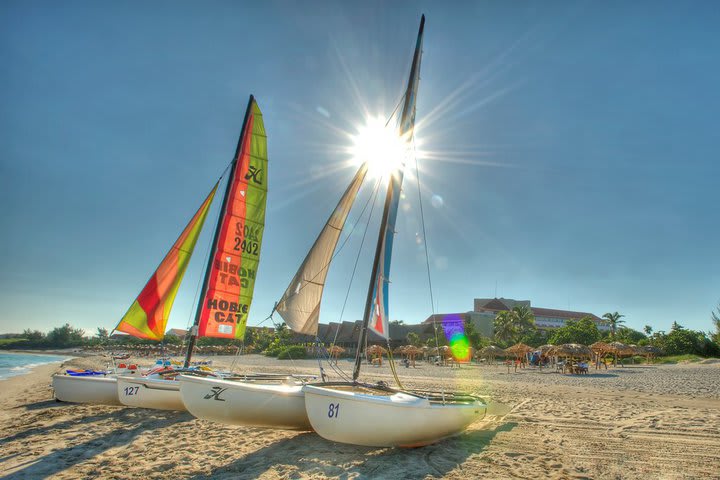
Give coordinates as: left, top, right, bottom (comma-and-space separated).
301, 14, 488, 447
114, 96, 269, 411
53, 96, 268, 410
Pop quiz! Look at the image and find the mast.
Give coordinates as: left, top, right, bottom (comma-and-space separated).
184, 95, 256, 368
353, 178, 396, 381
353, 15, 425, 381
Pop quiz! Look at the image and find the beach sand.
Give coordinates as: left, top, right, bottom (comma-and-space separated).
1, 354, 719, 479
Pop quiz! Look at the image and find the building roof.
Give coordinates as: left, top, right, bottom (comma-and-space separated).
421, 313, 467, 325
165, 328, 188, 337
530, 307, 602, 322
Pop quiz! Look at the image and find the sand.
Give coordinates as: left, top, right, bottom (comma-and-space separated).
1, 354, 719, 479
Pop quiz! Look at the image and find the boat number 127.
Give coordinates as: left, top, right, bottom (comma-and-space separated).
327, 403, 340, 418
124, 386, 139, 396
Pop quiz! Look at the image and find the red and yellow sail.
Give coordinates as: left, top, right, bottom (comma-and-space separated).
197, 97, 267, 339
115, 183, 218, 340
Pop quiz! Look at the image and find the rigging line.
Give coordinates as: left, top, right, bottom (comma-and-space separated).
314, 175, 381, 381
385, 90, 408, 128
387, 341, 404, 389
412, 135, 441, 352
186, 162, 233, 329
332, 175, 382, 347
182, 162, 232, 360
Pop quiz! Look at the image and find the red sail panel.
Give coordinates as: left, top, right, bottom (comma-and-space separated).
197, 99, 267, 339
115, 183, 218, 340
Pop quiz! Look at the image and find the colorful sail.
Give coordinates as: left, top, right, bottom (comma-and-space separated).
276, 163, 368, 335
368, 15, 425, 340
196, 97, 267, 339
115, 183, 218, 340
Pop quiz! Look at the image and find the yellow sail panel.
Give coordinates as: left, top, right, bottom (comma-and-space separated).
115, 183, 218, 340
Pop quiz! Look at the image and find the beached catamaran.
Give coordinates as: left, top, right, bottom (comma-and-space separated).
114, 96, 269, 411
53, 96, 268, 409
299, 15, 488, 447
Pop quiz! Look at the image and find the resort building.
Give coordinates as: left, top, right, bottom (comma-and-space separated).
422, 297, 609, 335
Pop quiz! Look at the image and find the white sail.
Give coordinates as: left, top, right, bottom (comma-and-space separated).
276, 163, 368, 335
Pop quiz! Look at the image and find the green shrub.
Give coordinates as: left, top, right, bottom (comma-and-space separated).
278, 345, 308, 360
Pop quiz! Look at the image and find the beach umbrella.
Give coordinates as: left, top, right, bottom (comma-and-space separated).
536, 344, 555, 354
403, 346, 423, 356
590, 341, 611, 354
640, 345, 662, 363
548, 343, 592, 358
504, 343, 533, 356
393, 345, 408, 355
607, 341, 633, 355
366, 344, 387, 356
478, 345, 505, 357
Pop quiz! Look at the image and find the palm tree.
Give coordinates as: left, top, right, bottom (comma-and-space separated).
712, 302, 720, 344
602, 312, 625, 339
493, 311, 517, 346
512, 305, 536, 337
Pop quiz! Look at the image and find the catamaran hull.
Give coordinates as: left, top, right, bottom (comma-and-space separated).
303, 384, 487, 447
52, 374, 122, 406
178, 375, 311, 430
116, 376, 185, 411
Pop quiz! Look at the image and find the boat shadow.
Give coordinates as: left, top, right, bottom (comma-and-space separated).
2, 409, 193, 479
189, 421, 516, 479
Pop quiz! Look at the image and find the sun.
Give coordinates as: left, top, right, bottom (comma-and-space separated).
349, 116, 412, 179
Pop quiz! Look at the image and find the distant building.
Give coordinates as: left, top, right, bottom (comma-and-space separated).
421, 298, 608, 336
165, 328, 188, 338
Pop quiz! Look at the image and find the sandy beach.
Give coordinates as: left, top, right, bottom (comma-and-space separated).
1, 354, 719, 479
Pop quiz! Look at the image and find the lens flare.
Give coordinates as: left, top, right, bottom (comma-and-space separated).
441, 314, 471, 362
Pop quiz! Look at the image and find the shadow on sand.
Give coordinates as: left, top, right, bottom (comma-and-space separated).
189, 422, 517, 479
2, 409, 193, 479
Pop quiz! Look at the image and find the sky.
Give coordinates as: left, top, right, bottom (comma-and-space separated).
1, 1, 718, 337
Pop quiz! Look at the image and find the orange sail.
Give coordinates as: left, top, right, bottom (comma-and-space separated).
196, 97, 267, 339
115, 183, 218, 340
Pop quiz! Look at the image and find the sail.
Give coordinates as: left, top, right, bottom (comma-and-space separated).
276, 163, 368, 335
115, 183, 218, 340
196, 97, 268, 339
368, 15, 425, 340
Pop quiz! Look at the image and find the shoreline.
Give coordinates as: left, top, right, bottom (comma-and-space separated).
4, 348, 89, 357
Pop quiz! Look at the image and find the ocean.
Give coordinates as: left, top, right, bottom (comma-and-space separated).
0, 352, 72, 380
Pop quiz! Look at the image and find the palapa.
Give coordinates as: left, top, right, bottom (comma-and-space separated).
477, 345, 506, 357
548, 343, 592, 358
504, 343, 533, 356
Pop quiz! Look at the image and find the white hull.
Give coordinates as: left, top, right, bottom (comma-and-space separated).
303, 384, 487, 447
116, 375, 185, 411
178, 374, 311, 430
52, 374, 122, 406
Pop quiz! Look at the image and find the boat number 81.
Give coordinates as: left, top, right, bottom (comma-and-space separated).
327, 403, 340, 418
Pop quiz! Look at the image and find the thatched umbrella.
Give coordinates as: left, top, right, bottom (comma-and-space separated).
505, 343, 533, 357
640, 345, 662, 363
402, 346, 423, 367
366, 344, 387, 366
548, 343, 592, 358
536, 344, 555, 354
608, 341, 634, 366
476, 345, 505, 365
327, 345, 345, 365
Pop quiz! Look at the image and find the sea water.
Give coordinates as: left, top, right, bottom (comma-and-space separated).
0, 352, 72, 380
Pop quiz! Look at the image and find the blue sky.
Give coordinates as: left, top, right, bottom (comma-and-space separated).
1, 1, 718, 337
